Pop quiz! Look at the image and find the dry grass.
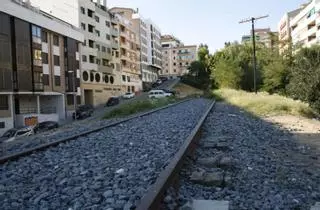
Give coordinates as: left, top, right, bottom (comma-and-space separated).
173, 82, 203, 98
213, 89, 318, 118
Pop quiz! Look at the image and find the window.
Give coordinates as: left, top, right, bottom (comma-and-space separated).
82, 55, 87, 62
77, 96, 81, 105
96, 44, 100, 51
89, 55, 95, 63
53, 35, 59, 46
34, 49, 42, 60
95, 16, 100, 22
67, 95, 74, 105
42, 31, 48, 42
106, 21, 110, 27
95, 30, 100, 37
43, 74, 49, 85
87, 9, 94, 17
107, 48, 111, 54
83, 40, 86, 46
106, 34, 110, 40
127, 76, 130, 82
180, 63, 182, 66
0, 95, 8, 110
102, 59, 109, 66
88, 24, 94, 33
174, 69, 176, 72
54, 55, 60, 66
102, 46, 106, 52
122, 75, 126, 82
55, 76, 61, 86
96, 59, 101, 65
89, 40, 94, 48
173, 50, 176, 53
95, 73, 101, 82
110, 76, 114, 84
0, 122, 4, 129
82, 71, 89, 81
81, 23, 86, 30
42, 52, 48, 64
32, 25, 41, 38
173, 63, 176, 66
165, 51, 167, 54
80, 7, 85, 14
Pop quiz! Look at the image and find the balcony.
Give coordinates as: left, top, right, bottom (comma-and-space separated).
111, 40, 119, 49
34, 82, 44, 91
110, 28, 119, 37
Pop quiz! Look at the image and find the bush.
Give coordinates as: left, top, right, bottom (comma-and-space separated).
213, 89, 318, 118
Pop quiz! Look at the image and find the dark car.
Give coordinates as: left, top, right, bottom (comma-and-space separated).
159, 77, 168, 82
33, 121, 59, 134
105, 97, 120, 107
161, 89, 176, 96
73, 104, 94, 120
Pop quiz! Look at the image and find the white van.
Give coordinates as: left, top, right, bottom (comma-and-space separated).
148, 90, 172, 99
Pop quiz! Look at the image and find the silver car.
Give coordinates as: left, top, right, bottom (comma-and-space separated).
0, 127, 34, 143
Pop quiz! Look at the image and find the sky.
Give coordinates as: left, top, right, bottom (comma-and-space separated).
108, 0, 307, 53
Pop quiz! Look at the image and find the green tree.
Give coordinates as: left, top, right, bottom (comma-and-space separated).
287, 46, 320, 111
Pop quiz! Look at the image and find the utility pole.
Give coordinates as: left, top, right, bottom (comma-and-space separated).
239, 15, 269, 94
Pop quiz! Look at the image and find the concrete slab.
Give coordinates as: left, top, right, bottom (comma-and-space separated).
192, 200, 229, 210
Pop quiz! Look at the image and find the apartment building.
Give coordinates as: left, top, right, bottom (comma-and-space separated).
0, 0, 83, 135
241, 28, 278, 48
109, 8, 142, 93
131, 12, 162, 90
161, 35, 197, 78
79, 0, 122, 107
278, 8, 302, 53
290, 0, 320, 48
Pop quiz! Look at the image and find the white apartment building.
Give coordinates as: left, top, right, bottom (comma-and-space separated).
278, 8, 302, 53
290, 0, 320, 48
79, 0, 122, 106
132, 13, 162, 89
161, 35, 197, 78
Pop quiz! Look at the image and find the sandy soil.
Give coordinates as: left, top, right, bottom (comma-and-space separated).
265, 115, 320, 151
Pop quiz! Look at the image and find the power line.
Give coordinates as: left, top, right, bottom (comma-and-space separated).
239, 15, 269, 94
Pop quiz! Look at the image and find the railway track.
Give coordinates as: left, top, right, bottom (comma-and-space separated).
139, 103, 320, 210
0, 98, 214, 210
0, 98, 193, 164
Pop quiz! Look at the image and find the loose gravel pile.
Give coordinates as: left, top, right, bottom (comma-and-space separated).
174, 102, 320, 210
0, 98, 211, 210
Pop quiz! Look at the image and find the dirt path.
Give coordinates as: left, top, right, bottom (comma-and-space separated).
265, 115, 320, 151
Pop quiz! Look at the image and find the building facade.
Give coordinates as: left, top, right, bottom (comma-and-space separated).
161, 35, 197, 78
278, 8, 302, 53
241, 28, 278, 48
131, 12, 162, 90
290, 0, 320, 48
109, 8, 142, 93
79, 0, 122, 107
0, 0, 83, 135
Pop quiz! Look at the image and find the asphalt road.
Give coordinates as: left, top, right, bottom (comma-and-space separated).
73, 78, 180, 122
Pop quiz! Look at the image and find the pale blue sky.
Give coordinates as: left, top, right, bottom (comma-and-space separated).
108, 0, 306, 53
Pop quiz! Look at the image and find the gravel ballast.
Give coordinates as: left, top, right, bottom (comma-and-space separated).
0, 98, 211, 210
174, 102, 320, 210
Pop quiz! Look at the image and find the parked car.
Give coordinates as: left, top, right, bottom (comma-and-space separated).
0, 126, 34, 143
155, 79, 162, 85
33, 121, 59, 134
152, 83, 159, 88
122, 92, 135, 99
159, 77, 168, 82
105, 96, 120, 107
161, 89, 176, 96
73, 104, 94, 120
148, 90, 173, 99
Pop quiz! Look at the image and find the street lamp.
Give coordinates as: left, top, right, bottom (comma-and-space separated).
68, 70, 77, 121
